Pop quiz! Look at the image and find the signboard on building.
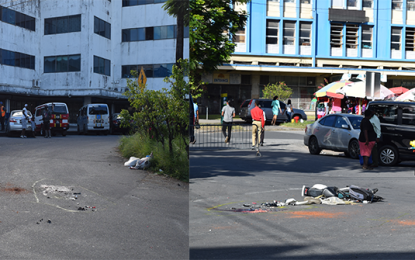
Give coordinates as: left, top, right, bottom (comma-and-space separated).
365, 72, 381, 99
213, 73, 230, 84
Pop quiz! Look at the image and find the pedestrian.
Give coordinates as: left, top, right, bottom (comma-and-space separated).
286, 99, 294, 122
194, 101, 199, 125
221, 99, 235, 143
369, 109, 381, 167
258, 104, 266, 146
359, 109, 377, 170
251, 100, 265, 150
20, 104, 29, 138
0, 101, 6, 131
31, 114, 36, 138
270, 96, 282, 126
42, 106, 52, 138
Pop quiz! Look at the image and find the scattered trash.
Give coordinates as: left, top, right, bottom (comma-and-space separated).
47, 219, 51, 223
159, 169, 163, 172
129, 152, 153, 170
124, 157, 140, 167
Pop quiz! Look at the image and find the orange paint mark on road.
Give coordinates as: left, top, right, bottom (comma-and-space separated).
247, 209, 268, 213
395, 220, 415, 226
285, 211, 345, 219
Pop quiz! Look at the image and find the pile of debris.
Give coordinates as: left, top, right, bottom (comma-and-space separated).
258, 184, 384, 208
124, 152, 153, 170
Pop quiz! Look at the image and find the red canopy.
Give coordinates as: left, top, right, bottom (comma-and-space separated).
390, 87, 409, 95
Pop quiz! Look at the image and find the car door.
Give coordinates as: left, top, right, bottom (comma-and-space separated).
314, 115, 336, 149
261, 100, 273, 121
331, 115, 352, 150
396, 104, 415, 156
278, 101, 288, 122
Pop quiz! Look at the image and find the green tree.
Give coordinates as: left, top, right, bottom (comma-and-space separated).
190, 0, 250, 98
163, 0, 190, 66
121, 59, 190, 157
262, 82, 293, 101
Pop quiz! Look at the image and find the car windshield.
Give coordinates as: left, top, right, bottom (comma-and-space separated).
12, 111, 32, 117
89, 105, 108, 115
49, 105, 67, 114
346, 116, 363, 129
241, 100, 250, 108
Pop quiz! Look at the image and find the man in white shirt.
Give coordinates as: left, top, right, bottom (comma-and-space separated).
369, 109, 381, 167
21, 104, 29, 138
221, 100, 235, 143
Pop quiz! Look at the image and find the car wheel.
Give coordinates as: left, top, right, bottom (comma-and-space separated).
379, 145, 399, 166
348, 139, 360, 159
308, 136, 322, 155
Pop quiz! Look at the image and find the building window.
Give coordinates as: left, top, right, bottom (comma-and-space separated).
284, 0, 295, 2
408, 0, 415, 11
0, 5, 35, 31
45, 15, 81, 35
362, 25, 373, 49
266, 20, 279, 45
283, 21, 295, 45
94, 16, 111, 39
300, 22, 311, 46
330, 23, 343, 48
0, 48, 35, 70
391, 27, 402, 50
346, 24, 358, 49
301, 0, 311, 3
392, 0, 403, 10
406, 27, 415, 51
347, 0, 358, 8
363, 0, 373, 8
122, 64, 174, 78
122, 0, 167, 7
44, 54, 80, 73
332, 0, 344, 8
93, 56, 110, 76
154, 25, 176, 40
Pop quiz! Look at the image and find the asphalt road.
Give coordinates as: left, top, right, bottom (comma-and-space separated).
190, 131, 415, 259
0, 135, 188, 259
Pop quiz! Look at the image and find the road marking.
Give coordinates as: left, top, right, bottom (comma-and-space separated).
32, 179, 46, 203
245, 188, 301, 195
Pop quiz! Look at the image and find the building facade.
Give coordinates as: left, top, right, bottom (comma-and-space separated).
202, 0, 415, 115
0, 0, 189, 122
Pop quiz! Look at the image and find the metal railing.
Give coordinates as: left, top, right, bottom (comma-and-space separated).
190, 124, 253, 150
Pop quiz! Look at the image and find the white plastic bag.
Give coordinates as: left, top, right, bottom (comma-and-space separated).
124, 157, 139, 167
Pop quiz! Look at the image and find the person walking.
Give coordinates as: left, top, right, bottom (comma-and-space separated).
369, 109, 381, 167
359, 110, 377, 170
42, 106, 52, 138
221, 99, 235, 143
271, 96, 282, 126
0, 101, 6, 131
31, 114, 36, 138
20, 104, 29, 138
286, 99, 294, 122
259, 104, 266, 146
251, 100, 265, 150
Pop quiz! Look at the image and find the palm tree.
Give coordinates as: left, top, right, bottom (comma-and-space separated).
163, 0, 190, 67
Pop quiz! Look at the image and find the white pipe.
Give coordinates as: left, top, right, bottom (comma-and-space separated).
206, 107, 208, 120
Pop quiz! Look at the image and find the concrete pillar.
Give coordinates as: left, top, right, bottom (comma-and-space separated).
5, 99, 10, 114
111, 103, 115, 115
83, 97, 91, 105
251, 74, 260, 99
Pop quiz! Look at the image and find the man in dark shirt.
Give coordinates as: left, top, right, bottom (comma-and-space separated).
358, 110, 377, 170
251, 100, 265, 150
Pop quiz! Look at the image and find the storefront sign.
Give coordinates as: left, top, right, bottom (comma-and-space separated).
213, 73, 230, 84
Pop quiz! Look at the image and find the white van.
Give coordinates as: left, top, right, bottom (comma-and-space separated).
77, 104, 110, 134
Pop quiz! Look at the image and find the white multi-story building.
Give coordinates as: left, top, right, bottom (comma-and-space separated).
0, 0, 189, 122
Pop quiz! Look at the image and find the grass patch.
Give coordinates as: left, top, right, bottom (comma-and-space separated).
280, 121, 310, 128
119, 132, 189, 182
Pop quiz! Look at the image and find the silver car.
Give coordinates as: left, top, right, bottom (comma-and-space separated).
239, 99, 308, 124
304, 114, 363, 159
5, 110, 33, 136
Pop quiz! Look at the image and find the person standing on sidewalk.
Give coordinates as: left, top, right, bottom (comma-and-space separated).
221, 99, 235, 143
271, 96, 282, 126
369, 109, 381, 167
251, 100, 265, 150
20, 104, 29, 138
0, 101, 6, 131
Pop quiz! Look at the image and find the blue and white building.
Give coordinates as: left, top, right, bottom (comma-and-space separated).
0, 0, 189, 122
201, 0, 415, 114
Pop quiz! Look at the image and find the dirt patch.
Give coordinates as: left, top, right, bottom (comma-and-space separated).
0, 183, 30, 194
285, 211, 345, 219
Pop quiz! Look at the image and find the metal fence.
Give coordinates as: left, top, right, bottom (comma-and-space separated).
190, 124, 253, 150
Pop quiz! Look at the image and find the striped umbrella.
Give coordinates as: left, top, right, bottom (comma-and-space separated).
315, 80, 353, 99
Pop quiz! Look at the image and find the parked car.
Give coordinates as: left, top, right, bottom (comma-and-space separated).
110, 113, 131, 134
304, 114, 363, 159
77, 104, 110, 135
367, 101, 415, 166
5, 110, 33, 137
34, 103, 70, 136
239, 99, 308, 124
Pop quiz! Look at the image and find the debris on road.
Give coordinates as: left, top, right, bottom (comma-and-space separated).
126, 152, 153, 170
